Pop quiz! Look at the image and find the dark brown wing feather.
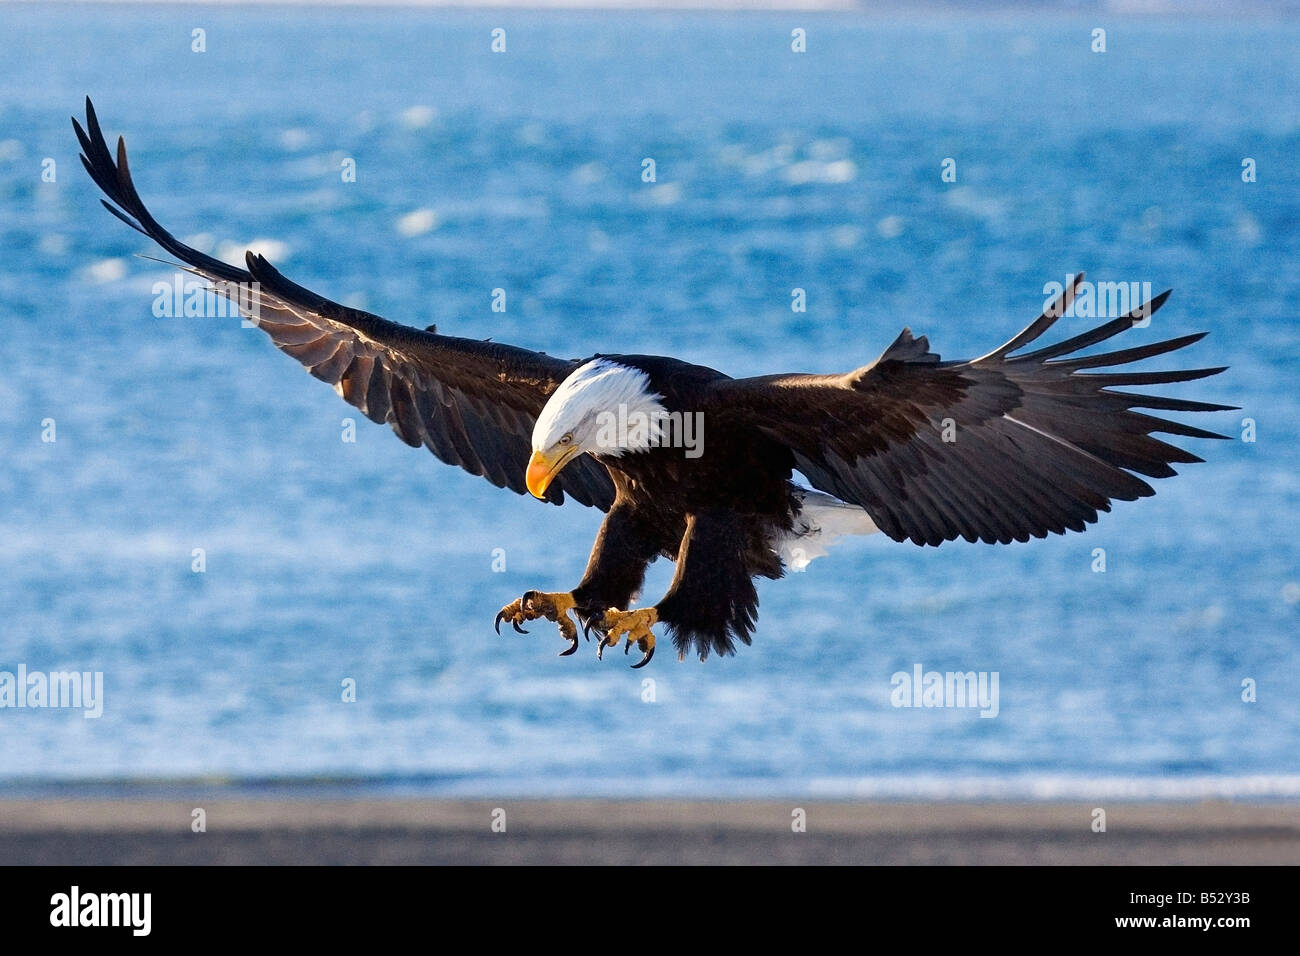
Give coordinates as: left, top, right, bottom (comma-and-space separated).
708, 274, 1234, 546
73, 98, 614, 510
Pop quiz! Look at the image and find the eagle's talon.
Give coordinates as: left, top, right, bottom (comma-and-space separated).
595, 607, 659, 668
630, 639, 655, 669
493, 592, 577, 652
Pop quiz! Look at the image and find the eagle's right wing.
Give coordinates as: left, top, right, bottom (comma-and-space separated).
74, 98, 615, 510
708, 275, 1234, 546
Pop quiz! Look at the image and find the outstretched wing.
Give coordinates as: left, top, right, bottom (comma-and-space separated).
73, 98, 614, 510
709, 274, 1234, 545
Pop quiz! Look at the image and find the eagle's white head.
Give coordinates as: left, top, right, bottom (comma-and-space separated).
527, 358, 664, 499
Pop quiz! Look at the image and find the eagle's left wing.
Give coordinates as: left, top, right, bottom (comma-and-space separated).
74, 98, 615, 510
707, 274, 1234, 546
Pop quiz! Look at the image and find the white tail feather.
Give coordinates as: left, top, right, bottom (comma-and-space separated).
775, 488, 879, 571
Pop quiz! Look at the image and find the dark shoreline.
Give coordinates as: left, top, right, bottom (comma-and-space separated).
2, 799, 1298, 864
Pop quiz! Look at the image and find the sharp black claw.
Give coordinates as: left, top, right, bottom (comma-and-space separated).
596, 636, 612, 661
559, 637, 579, 657
493, 611, 505, 635
631, 644, 655, 669
512, 621, 528, 634
582, 617, 595, 640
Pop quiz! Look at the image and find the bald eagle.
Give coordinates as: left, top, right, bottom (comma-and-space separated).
74, 99, 1233, 668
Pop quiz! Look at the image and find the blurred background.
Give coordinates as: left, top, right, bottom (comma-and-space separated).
0, 2, 1296, 801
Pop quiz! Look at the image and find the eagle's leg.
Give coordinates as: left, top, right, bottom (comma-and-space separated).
494, 591, 581, 656
566, 496, 673, 667
594, 608, 658, 669
493, 497, 669, 664
649, 510, 779, 662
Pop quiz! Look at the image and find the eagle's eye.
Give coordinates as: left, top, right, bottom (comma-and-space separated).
559, 433, 573, 446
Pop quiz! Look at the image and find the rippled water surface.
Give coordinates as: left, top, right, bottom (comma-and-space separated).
1, 7, 1297, 797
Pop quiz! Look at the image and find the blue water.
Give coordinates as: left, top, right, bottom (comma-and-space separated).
1, 6, 1297, 799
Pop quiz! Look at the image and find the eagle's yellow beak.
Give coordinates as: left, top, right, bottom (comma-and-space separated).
526, 448, 576, 500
